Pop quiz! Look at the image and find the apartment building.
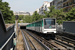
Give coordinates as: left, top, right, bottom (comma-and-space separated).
63, 0, 75, 11
43, 1, 50, 11
50, 0, 75, 11
50, 0, 59, 9
39, 6, 45, 15
56, 0, 63, 9
36, 9, 39, 13
39, 1, 50, 15
50, 1, 54, 6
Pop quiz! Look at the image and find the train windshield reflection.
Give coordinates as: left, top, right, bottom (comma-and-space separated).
44, 19, 55, 25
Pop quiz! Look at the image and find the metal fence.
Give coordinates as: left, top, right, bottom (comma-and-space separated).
0, 11, 16, 50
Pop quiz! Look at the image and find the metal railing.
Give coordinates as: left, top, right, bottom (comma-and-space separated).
63, 2, 75, 7
63, 0, 67, 2
0, 10, 16, 50
0, 32, 15, 50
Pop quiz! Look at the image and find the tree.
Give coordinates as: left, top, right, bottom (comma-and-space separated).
23, 15, 32, 23
0, 0, 2, 2
44, 6, 66, 24
0, 1, 15, 23
18, 15, 24, 20
32, 11, 40, 22
65, 7, 75, 21
18, 6, 75, 24
44, 6, 57, 18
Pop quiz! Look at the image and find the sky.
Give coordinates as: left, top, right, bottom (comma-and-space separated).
3, 0, 52, 12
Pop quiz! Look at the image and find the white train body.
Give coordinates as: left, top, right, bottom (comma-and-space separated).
26, 18, 56, 34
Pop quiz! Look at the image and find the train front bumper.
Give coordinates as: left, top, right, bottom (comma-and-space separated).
43, 29, 56, 34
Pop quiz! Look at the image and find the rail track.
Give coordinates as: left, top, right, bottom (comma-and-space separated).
26, 29, 75, 50
55, 35, 75, 50
21, 29, 75, 50
56, 35, 75, 46
21, 29, 50, 50
23, 29, 66, 50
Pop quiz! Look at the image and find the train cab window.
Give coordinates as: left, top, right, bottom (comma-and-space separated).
44, 19, 55, 25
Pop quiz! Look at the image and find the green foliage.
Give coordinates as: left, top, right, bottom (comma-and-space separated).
18, 15, 24, 20
18, 6, 75, 25
44, 6, 66, 24
18, 19, 20, 23
47, 6, 75, 24
32, 11, 40, 22
0, 1, 15, 23
31, 11, 46, 22
65, 7, 75, 21
22, 7, 65, 24
22, 11, 45, 23
18, 15, 25, 23
23, 15, 32, 23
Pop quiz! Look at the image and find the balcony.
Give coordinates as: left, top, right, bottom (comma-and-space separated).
57, 3, 62, 7
63, 0, 67, 2
63, 4, 69, 7
57, 0, 63, 3
63, 2, 75, 8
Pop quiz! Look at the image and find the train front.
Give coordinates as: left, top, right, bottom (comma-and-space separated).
43, 18, 56, 34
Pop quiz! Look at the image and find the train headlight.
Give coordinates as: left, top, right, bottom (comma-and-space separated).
54, 31, 56, 33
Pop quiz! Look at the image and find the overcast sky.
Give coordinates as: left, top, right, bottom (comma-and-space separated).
3, 0, 52, 12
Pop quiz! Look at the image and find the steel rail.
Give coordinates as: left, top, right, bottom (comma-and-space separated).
25, 30, 59, 49
21, 30, 32, 50
25, 30, 67, 50
22, 30, 36, 50
24, 29, 51, 50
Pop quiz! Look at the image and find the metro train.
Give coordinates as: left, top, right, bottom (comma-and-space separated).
26, 18, 56, 39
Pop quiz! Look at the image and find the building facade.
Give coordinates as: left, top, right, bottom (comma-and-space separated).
43, 1, 50, 11
50, 0, 75, 11
14, 11, 30, 15
50, 0, 63, 10
63, 0, 75, 11
50, 1, 54, 6
39, 6, 45, 15
39, 1, 50, 15
56, 0, 63, 9
36, 9, 39, 13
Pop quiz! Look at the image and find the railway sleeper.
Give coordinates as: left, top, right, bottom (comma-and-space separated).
44, 42, 62, 50
56, 35, 75, 46
54, 40, 75, 50
62, 36, 75, 45
62, 38, 75, 46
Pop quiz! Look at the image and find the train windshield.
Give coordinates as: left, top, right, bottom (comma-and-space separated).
44, 19, 55, 25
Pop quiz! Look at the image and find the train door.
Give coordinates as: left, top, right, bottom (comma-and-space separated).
38, 22, 40, 32
35, 22, 37, 31
40, 21, 42, 32
39, 21, 42, 32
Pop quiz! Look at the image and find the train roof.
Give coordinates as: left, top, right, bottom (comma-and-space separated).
26, 18, 56, 26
